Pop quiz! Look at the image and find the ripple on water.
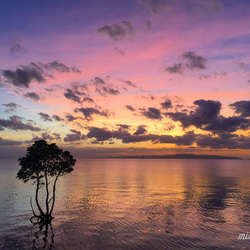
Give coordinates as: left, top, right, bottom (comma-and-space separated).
2, 159, 250, 249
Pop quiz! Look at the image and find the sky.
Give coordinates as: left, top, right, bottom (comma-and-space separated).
1, 0, 250, 159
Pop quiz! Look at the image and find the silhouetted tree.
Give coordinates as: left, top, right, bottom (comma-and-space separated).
17, 140, 76, 224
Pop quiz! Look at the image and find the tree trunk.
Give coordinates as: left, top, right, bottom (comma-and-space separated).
35, 177, 45, 217
49, 174, 59, 216
45, 170, 50, 217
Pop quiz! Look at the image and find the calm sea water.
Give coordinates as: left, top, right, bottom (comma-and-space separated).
1, 158, 250, 249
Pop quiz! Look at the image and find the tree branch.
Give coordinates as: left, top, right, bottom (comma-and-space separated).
49, 173, 60, 216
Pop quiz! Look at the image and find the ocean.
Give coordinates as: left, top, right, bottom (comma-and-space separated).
0, 158, 250, 249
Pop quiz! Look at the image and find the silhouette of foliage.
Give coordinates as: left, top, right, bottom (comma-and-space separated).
17, 140, 76, 224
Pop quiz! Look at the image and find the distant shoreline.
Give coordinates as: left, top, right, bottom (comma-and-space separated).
0, 154, 243, 160
109, 154, 242, 160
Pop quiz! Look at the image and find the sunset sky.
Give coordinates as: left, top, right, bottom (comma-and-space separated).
1, 0, 250, 158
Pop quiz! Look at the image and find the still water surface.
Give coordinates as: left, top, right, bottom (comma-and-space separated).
1, 158, 250, 249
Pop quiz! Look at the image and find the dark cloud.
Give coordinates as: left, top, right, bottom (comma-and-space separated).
134, 125, 147, 135
175, 104, 184, 110
10, 43, 26, 54
198, 75, 210, 80
97, 21, 135, 40
0, 115, 41, 131
64, 129, 85, 142
86, 125, 133, 142
23, 92, 40, 101
2, 61, 81, 88
121, 131, 196, 146
71, 82, 87, 96
182, 51, 207, 70
196, 134, 250, 149
43, 61, 81, 74
122, 134, 159, 144
2, 102, 21, 113
45, 88, 53, 92
204, 116, 249, 133
83, 123, 244, 149
63, 83, 87, 103
83, 97, 94, 103
74, 107, 109, 121
71, 67, 82, 74
122, 80, 137, 88
25, 132, 61, 143
93, 77, 105, 85
53, 133, 61, 140
190, 99, 221, 125
197, 134, 235, 149
0, 137, 23, 146
92, 76, 120, 96
64, 88, 81, 103
163, 122, 175, 131
112, 124, 131, 139
38, 112, 52, 122
167, 99, 221, 128
229, 101, 250, 117
43, 132, 60, 141
198, 71, 227, 80
92, 77, 107, 96
102, 86, 120, 95
159, 131, 196, 145
92, 76, 117, 96
239, 62, 249, 71
117, 124, 130, 130
165, 63, 183, 74
139, 94, 155, 100
91, 140, 103, 144
142, 107, 162, 120
126, 105, 135, 111
113, 130, 130, 139
114, 47, 125, 55
65, 114, 78, 122
166, 99, 249, 133
2, 63, 45, 88
166, 111, 188, 124
166, 51, 207, 74
87, 127, 113, 141
52, 114, 64, 122
82, 122, 249, 149
161, 99, 173, 109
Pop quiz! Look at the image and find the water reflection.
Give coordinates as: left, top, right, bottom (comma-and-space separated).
1, 159, 250, 249
32, 222, 54, 249
52, 159, 250, 249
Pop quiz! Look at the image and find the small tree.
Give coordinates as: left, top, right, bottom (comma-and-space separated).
17, 140, 76, 224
